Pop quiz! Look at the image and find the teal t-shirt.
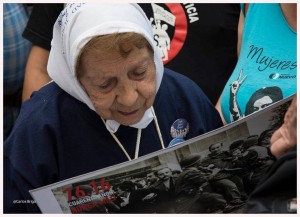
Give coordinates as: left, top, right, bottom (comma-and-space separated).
220, 3, 296, 123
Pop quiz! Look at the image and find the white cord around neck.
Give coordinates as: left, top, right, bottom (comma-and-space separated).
101, 106, 165, 161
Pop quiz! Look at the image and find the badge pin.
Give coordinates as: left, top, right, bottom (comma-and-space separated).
168, 137, 185, 147
169, 118, 189, 147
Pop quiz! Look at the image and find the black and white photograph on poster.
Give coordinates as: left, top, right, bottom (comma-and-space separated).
36, 96, 293, 214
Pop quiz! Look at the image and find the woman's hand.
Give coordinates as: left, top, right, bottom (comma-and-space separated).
270, 95, 297, 158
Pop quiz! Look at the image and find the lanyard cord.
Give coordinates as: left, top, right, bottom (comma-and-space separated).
151, 106, 165, 150
101, 106, 165, 161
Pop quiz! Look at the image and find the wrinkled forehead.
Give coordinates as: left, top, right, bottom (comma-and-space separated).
80, 33, 151, 57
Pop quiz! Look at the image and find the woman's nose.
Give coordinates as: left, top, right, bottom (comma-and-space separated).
116, 80, 138, 106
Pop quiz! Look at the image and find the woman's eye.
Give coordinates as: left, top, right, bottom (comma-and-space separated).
136, 71, 146, 76
132, 70, 146, 78
99, 83, 110, 89
98, 79, 116, 91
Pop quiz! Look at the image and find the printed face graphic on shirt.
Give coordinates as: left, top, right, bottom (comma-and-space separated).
245, 86, 283, 116
146, 3, 199, 64
228, 68, 284, 121
253, 96, 273, 111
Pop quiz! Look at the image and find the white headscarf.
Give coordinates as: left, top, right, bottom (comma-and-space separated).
47, 3, 164, 133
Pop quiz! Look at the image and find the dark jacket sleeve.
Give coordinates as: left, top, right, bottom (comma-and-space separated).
4, 99, 61, 213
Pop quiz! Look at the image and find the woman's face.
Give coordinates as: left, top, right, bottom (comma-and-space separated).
78, 45, 156, 126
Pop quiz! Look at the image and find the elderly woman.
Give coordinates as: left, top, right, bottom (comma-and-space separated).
4, 4, 222, 213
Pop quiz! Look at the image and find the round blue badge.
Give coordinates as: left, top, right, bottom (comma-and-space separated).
170, 118, 189, 139
168, 137, 185, 147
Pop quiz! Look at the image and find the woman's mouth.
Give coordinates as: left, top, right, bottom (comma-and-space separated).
118, 109, 139, 116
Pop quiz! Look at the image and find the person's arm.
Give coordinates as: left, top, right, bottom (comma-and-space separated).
215, 98, 227, 124
215, 5, 245, 124
237, 10, 244, 57
22, 45, 51, 101
280, 3, 297, 32
270, 95, 297, 158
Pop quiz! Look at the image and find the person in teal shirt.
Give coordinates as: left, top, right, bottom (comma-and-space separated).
216, 3, 296, 124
